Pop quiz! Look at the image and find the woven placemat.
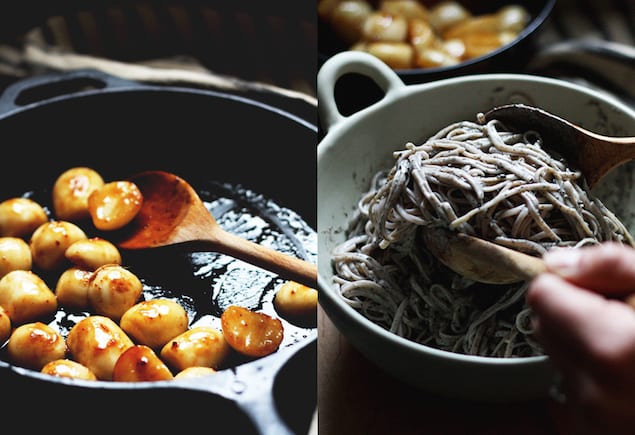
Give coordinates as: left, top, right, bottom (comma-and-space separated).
0, 2, 317, 121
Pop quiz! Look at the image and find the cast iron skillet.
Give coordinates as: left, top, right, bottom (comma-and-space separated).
0, 70, 317, 434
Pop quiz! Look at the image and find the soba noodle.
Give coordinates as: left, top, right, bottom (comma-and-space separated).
331, 114, 634, 358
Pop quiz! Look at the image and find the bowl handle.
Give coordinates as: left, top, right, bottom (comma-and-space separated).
317, 51, 405, 133
0, 69, 140, 116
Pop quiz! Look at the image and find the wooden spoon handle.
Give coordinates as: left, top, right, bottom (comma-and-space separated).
204, 229, 317, 289
455, 233, 547, 281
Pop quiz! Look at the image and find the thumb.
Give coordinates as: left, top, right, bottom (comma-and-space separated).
543, 242, 635, 297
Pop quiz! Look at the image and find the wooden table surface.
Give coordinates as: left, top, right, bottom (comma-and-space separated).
317, 305, 579, 435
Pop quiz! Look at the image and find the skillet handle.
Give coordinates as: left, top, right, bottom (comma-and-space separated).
0, 69, 140, 115
317, 51, 405, 134
172, 333, 317, 435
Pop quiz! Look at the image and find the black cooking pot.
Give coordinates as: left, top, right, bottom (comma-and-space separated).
0, 70, 317, 435
318, 0, 556, 119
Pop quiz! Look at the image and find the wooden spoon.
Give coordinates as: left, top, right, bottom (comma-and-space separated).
115, 170, 317, 289
423, 104, 635, 284
422, 227, 547, 285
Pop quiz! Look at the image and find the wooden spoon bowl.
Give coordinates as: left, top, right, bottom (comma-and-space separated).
483, 104, 635, 189
116, 170, 317, 289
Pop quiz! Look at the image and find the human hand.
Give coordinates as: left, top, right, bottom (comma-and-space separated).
527, 242, 635, 435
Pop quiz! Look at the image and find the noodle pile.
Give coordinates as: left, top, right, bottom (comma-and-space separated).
331, 115, 634, 358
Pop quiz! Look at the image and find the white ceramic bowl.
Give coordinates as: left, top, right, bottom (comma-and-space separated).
317, 50, 635, 401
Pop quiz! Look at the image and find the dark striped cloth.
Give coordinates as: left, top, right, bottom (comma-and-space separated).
528, 0, 635, 106
0, 1, 317, 120
0, 1, 632, 110
31, 1, 316, 92
539, 0, 635, 44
